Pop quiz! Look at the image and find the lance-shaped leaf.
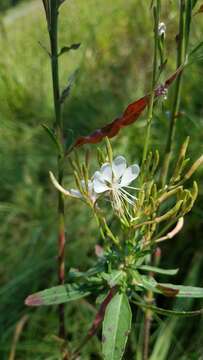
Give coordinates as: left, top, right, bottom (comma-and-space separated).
74, 67, 182, 148
25, 283, 91, 306
87, 287, 117, 338
58, 43, 81, 56
133, 300, 203, 317
157, 283, 203, 298
138, 265, 179, 276
42, 124, 62, 154
137, 276, 203, 298
68, 262, 105, 280
102, 293, 132, 360
60, 70, 78, 104
136, 276, 179, 297
72, 288, 117, 358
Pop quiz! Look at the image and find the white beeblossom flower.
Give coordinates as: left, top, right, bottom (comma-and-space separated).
158, 22, 166, 37
49, 172, 98, 203
93, 156, 140, 212
49, 155, 140, 213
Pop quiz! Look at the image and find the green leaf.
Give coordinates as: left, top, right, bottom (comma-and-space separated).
25, 283, 90, 306
101, 270, 125, 288
102, 293, 132, 360
68, 262, 105, 280
133, 300, 203, 317
136, 275, 203, 299
135, 276, 179, 297
41, 124, 62, 154
60, 69, 78, 104
157, 283, 203, 298
58, 43, 81, 56
138, 265, 179, 276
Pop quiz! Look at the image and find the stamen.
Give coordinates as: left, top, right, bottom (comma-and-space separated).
118, 190, 135, 206
120, 188, 137, 200
123, 185, 141, 191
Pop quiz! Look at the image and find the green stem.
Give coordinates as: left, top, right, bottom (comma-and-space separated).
142, 3, 160, 359
142, 0, 160, 165
49, 1, 66, 343
161, 0, 189, 186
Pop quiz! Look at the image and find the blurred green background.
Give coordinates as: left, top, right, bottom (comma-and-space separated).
0, 1, 203, 359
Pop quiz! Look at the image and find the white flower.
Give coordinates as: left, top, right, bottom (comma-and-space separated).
158, 22, 166, 36
49, 172, 98, 203
93, 156, 140, 212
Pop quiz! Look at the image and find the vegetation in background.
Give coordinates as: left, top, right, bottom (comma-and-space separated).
0, 0, 29, 12
0, 1, 203, 359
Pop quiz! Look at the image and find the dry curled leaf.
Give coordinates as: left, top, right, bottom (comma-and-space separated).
74, 67, 182, 148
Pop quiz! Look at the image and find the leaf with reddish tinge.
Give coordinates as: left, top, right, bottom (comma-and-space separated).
25, 283, 90, 306
74, 68, 182, 148
87, 287, 117, 338
157, 285, 179, 297
157, 283, 203, 298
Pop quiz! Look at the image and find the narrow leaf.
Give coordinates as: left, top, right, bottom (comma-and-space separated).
133, 300, 203, 317
58, 43, 81, 56
42, 124, 62, 153
60, 70, 78, 104
72, 288, 117, 358
157, 283, 203, 298
137, 276, 179, 297
68, 262, 105, 280
102, 293, 132, 360
25, 283, 90, 306
88, 287, 117, 338
156, 284, 179, 297
138, 265, 179, 276
74, 67, 182, 148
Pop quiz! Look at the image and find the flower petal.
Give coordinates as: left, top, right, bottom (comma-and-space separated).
93, 171, 110, 193
120, 164, 140, 187
70, 189, 82, 198
112, 156, 127, 179
100, 163, 112, 182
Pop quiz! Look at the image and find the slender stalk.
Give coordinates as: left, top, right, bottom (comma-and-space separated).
161, 0, 190, 186
49, 0, 66, 342
142, 3, 160, 358
143, 248, 161, 360
142, 0, 160, 165
143, 290, 153, 360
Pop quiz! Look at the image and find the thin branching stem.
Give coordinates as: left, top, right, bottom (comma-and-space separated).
142, 0, 160, 166
142, 2, 160, 359
161, 0, 191, 186
48, 0, 67, 346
